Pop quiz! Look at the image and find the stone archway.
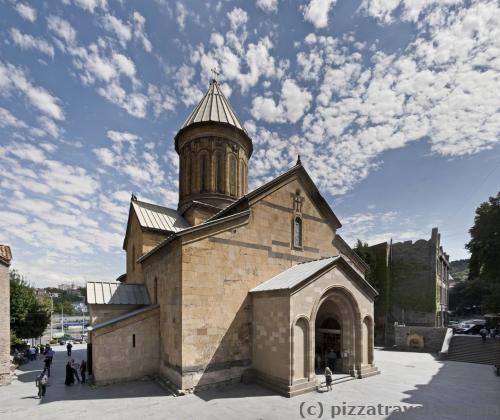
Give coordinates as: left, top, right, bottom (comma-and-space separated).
311, 287, 362, 376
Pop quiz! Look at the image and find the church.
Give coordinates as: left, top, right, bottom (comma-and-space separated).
86, 77, 380, 397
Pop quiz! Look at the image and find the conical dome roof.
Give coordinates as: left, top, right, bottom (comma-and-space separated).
180, 79, 246, 132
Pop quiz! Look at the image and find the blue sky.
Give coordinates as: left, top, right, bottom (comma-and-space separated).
0, 0, 498, 287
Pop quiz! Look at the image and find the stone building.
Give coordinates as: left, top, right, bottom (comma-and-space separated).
367, 228, 450, 345
87, 79, 379, 396
0, 245, 12, 385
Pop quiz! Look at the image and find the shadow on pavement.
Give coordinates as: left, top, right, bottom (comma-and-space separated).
385, 360, 500, 420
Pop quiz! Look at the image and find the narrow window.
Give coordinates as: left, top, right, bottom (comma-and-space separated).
154, 277, 158, 304
190, 155, 196, 192
132, 334, 136, 348
185, 155, 191, 195
293, 217, 303, 248
229, 155, 237, 196
216, 152, 224, 193
131, 244, 135, 272
200, 154, 208, 192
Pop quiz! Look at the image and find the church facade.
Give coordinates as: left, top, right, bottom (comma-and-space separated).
87, 79, 379, 396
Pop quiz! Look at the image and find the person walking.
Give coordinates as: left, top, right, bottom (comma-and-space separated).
325, 366, 333, 391
80, 360, 87, 384
480, 326, 488, 343
43, 355, 52, 377
66, 341, 73, 356
29, 346, 36, 361
65, 361, 75, 386
35, 369, 48, 399
71, 359, 81, 383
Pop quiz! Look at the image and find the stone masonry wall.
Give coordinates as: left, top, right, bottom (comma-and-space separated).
0, 261, 10, 385
91, 307, 160, 384
394, 325, 447, 352
142, 240, 182, 388
391, 238, 436, 326
178, 177, 340, 390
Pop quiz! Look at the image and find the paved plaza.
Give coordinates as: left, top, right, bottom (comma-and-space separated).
0, 344, 498, 420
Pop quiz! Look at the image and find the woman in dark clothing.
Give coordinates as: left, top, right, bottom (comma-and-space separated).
65, 361, 75, 386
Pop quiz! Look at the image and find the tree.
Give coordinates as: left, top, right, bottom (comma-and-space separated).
353, 239, 378, 289
465, 192, 500, 312
10, 270, 51, 340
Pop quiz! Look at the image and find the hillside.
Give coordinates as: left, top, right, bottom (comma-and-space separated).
450, 259, 469, 283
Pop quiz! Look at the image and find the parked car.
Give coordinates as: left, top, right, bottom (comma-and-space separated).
454, 323, 484, 335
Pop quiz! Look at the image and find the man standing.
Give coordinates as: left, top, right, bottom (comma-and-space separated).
66, 341, 73, 356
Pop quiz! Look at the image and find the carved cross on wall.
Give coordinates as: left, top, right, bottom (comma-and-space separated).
293, 193, 303, 213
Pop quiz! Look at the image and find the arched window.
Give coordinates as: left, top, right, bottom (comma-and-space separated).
153, 277, 158, 304
216, 151, 225, 193
190, 155, 196, 192
293, 217, 302, 248
200, 153, 208, 192
229, 155, 237, 196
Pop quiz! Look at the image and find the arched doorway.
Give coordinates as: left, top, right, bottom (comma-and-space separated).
312, 287, 361, 376
315, 316, 341, 372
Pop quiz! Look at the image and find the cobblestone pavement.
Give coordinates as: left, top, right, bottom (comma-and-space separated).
0, 345, 498, 420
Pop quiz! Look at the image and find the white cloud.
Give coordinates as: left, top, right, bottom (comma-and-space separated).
256, 0, 278, 13
176, 2, 188, 30
102, 15, 132, 47
132, 12, 152, 52
302, 0, 337, 29
10, 28, 55, 58
14, 3, 37, 22
47, 15, 77, 47
71, 0, 108, 13
106, 130, 140, 143
0, 107, 28, 129
0, 61, 65, 121
227, 7, 248, 30
251, 79, 312, 123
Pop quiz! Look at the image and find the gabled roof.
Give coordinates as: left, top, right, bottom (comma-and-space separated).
86, 281, 151, 305
132, 200, 189, 232
250, 255, 378, 298
123, 198, 190, 249
207, 162, 342, 230
251, 257, 340, 292
179, 79, 246, 133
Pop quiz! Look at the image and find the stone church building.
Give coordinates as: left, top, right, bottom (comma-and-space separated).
87, 79, 379, 396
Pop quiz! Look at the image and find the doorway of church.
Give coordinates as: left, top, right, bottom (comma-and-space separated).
315, 317, 342, 373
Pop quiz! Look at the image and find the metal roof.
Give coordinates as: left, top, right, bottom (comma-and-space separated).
132, 200, 190, 232
250, 256, 340, 293
86, 281, 151, 305
181, 79, 246, 132
88, 304, 159, 331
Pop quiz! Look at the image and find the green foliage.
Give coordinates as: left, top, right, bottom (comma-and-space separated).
10, 270, 51, 339
43, 286, 85, 315
452, 192, 500, 313
467, 192, 500, 284
353, 239, 379, 290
